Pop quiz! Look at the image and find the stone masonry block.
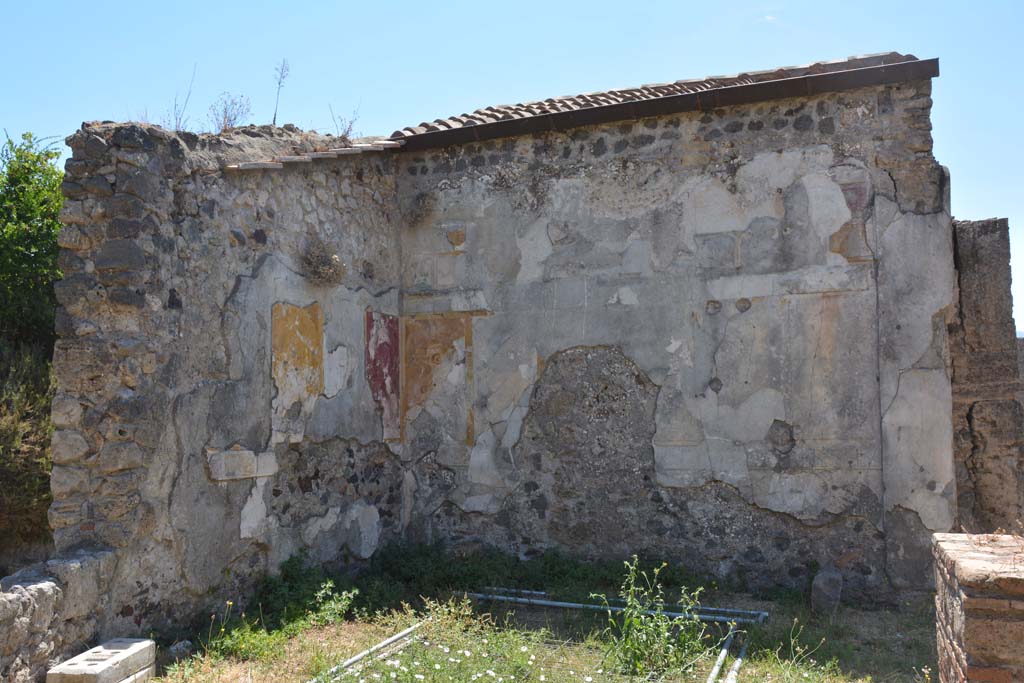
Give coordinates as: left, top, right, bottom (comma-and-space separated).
206, 449, 278, 481
45, 550, 114, 620
47, 638, 154, 683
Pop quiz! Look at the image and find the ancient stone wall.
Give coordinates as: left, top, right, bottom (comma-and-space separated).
396, 79, 955, 592
949, 218, 1024, 533
45, 123, 406, 641
934, 533, 1024, 682
0, 550, 115, 682
1, 73, 964, 680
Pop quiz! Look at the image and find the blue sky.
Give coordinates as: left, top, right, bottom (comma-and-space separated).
4, 0, 1022, 327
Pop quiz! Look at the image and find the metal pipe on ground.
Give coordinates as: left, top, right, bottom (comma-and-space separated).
480, 586, 548, 597
477, 587, 769, 622
310, 619, 428, 683
705, 627, 736, 683
723, 634, 749, 683
466, 592, 766, 625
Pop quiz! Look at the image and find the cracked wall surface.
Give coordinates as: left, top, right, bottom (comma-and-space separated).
2, 73, 976, 680
397, 80, 955, 593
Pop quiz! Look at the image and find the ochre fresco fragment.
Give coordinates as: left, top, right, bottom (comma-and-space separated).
401, 314, 473, 442
271, 302, 324, 443
272, 302, 324, 405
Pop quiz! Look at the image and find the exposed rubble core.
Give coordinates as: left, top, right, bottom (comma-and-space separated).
2, 52, 1021, 681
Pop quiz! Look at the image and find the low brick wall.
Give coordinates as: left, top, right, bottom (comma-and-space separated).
934, 533, 1024, 682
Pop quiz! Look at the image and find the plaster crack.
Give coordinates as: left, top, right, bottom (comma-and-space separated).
881, 366, 910, 420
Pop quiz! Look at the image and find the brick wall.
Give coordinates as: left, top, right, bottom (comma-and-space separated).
934, 533, 1024, 682
949, 219, 1024, 532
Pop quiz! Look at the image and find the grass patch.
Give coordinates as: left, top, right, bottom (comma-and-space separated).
194, 557, 360, 663
158, 545, 936, 683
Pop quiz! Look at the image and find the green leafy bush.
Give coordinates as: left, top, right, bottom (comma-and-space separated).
0, 133, 62, 564
355, 541, 711, 613
309, 579, 357, 626
0, 133, 63, 347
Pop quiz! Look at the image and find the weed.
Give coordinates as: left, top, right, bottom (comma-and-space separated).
595, 556, 710, 677
271, 58, 290, 126
310, 579, 357, 627
208, 92, 252, 133
755, 618, 839, 682
300, 234, 346, 286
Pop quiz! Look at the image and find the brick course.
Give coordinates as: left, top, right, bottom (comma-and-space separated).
934, 533, 1024, 682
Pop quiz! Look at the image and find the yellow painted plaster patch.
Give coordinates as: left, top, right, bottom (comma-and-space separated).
272, 302, 325, 398
271, 302, 324, 443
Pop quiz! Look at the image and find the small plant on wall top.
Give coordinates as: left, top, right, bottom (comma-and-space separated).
300, 233, 346, 286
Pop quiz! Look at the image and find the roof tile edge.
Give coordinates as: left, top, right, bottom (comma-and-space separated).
391, 53, 937, 151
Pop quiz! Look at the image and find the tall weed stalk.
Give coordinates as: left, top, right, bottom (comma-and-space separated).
595, 555, 710, 677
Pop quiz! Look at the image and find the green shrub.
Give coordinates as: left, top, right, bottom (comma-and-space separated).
0, 133, 63, 348
0, 342, 53, 554
205, 611, 290, 662
309, 579, 357, 626
354, 541, 713, 613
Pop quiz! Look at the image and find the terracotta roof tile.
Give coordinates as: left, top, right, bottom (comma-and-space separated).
391, 52, 919, 141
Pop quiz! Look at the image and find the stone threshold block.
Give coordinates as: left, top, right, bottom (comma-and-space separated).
933, 533, 1024, 683
47, 638, 155, 683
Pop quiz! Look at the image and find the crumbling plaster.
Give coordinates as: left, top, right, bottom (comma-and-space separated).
398, 80, 955, 591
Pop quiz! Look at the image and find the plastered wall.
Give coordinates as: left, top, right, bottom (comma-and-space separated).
395, 80, 955, 593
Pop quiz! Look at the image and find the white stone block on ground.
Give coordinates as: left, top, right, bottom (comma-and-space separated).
118, 665, 155, 683
47, 638, 155, 683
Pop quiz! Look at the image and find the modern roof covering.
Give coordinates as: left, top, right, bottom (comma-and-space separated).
390, 52, 938, 151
